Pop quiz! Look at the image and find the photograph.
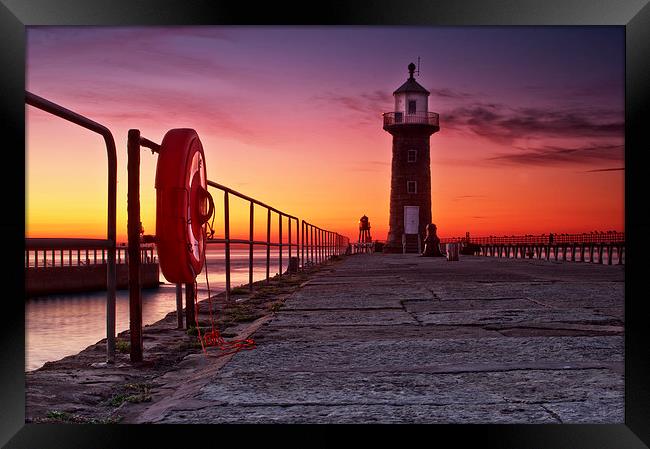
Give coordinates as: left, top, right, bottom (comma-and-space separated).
22, 25, 628, 426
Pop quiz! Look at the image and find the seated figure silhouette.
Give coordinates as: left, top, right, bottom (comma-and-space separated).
421, 223, 445, 257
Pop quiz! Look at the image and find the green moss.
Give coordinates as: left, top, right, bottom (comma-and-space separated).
230, 286, 251, 295
115, 339, 130, 354
229, 308, 262, 323
105, 383, 152, 407
43, 410, 122, 424
269, 302, 283, 313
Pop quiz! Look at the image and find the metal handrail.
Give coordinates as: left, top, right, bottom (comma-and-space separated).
383, 111, 439, 127
301, 220, 349, 267
205, 180, 301, 299
440, 231, 625, 245
25, 240, 155, 268
25, 91, 117, 363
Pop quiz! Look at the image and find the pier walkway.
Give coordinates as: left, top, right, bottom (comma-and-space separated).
133, 254, 624, 424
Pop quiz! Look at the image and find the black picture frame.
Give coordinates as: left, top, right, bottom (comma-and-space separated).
2, 0, 649, 447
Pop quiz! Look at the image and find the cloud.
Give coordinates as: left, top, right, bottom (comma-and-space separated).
443, 103, 623, 144
345, 160, 390, 172
313, 90, 393, 125
27, 80, 272, 147
486, 143, 624, 167
429, 88, 478, 100
453, 195, 487, 201
524, 79, 622, 99
583, 167, 625, 173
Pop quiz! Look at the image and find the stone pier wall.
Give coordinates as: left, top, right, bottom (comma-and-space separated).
25, 263, 160, 296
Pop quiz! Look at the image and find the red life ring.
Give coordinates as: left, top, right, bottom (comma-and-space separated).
155, 129, 214, 283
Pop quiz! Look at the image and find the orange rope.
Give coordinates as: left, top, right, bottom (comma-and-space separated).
193, 235, 256, 358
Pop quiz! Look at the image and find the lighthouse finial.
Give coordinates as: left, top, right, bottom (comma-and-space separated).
408, 62, 416, 79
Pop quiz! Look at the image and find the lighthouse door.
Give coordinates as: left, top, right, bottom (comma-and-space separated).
404, 206, 419, 234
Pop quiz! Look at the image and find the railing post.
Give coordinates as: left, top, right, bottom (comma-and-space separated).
266, 209, 271, 282
249, 202, 254, 291
301, 221, 304, 270
127, 129, 143, 362
598, 243, 604, 264
176, 283, 183, 329
185, 282, 195, 329
278, 213, 283, 278
607, 245, 613, 265
224, 191, 231, 301
288, 217, 292, 275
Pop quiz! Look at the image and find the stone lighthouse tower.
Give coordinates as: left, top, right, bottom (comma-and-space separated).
383, 63, 440, 253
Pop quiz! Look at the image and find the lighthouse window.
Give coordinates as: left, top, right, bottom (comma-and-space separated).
408, 149, 417, 163
408, 100, 417, 114
407, 181, 417, 194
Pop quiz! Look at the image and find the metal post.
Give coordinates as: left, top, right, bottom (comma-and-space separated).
224, 191, 231, 301
301, 221, 304, 270
606, 245, 612, 265
249, 202, 254, 291
26, 91, 117, 363
278, 214, 283, 278
266, 209, 271, 282
127, 129, 143, 362
309, 225, 313, 265
185, 282, 195, 329
288, 217, 292, 275
176, 283, 183, 329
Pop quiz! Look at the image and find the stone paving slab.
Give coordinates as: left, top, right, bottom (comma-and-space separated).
283, 295, 404, 310
160, 402, 557, 424
194, 368, 621, 407
203, 336, 623, 374
290, 284, 433, 300
269, 308, 417, 327
253, 324, 505, 342
415, 308, 620, 327
402, 298, 544, 312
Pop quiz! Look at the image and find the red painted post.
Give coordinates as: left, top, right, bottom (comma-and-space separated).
127, 129, 143, 362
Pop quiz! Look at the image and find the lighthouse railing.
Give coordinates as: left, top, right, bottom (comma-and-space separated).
383, 111, 439, 127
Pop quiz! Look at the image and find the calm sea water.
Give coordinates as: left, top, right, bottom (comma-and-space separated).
25, 247, 293, 371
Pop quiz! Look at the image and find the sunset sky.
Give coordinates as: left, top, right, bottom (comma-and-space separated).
25, 27, 624, 242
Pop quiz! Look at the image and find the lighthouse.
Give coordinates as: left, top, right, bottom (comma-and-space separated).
382, 63, 440, 253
